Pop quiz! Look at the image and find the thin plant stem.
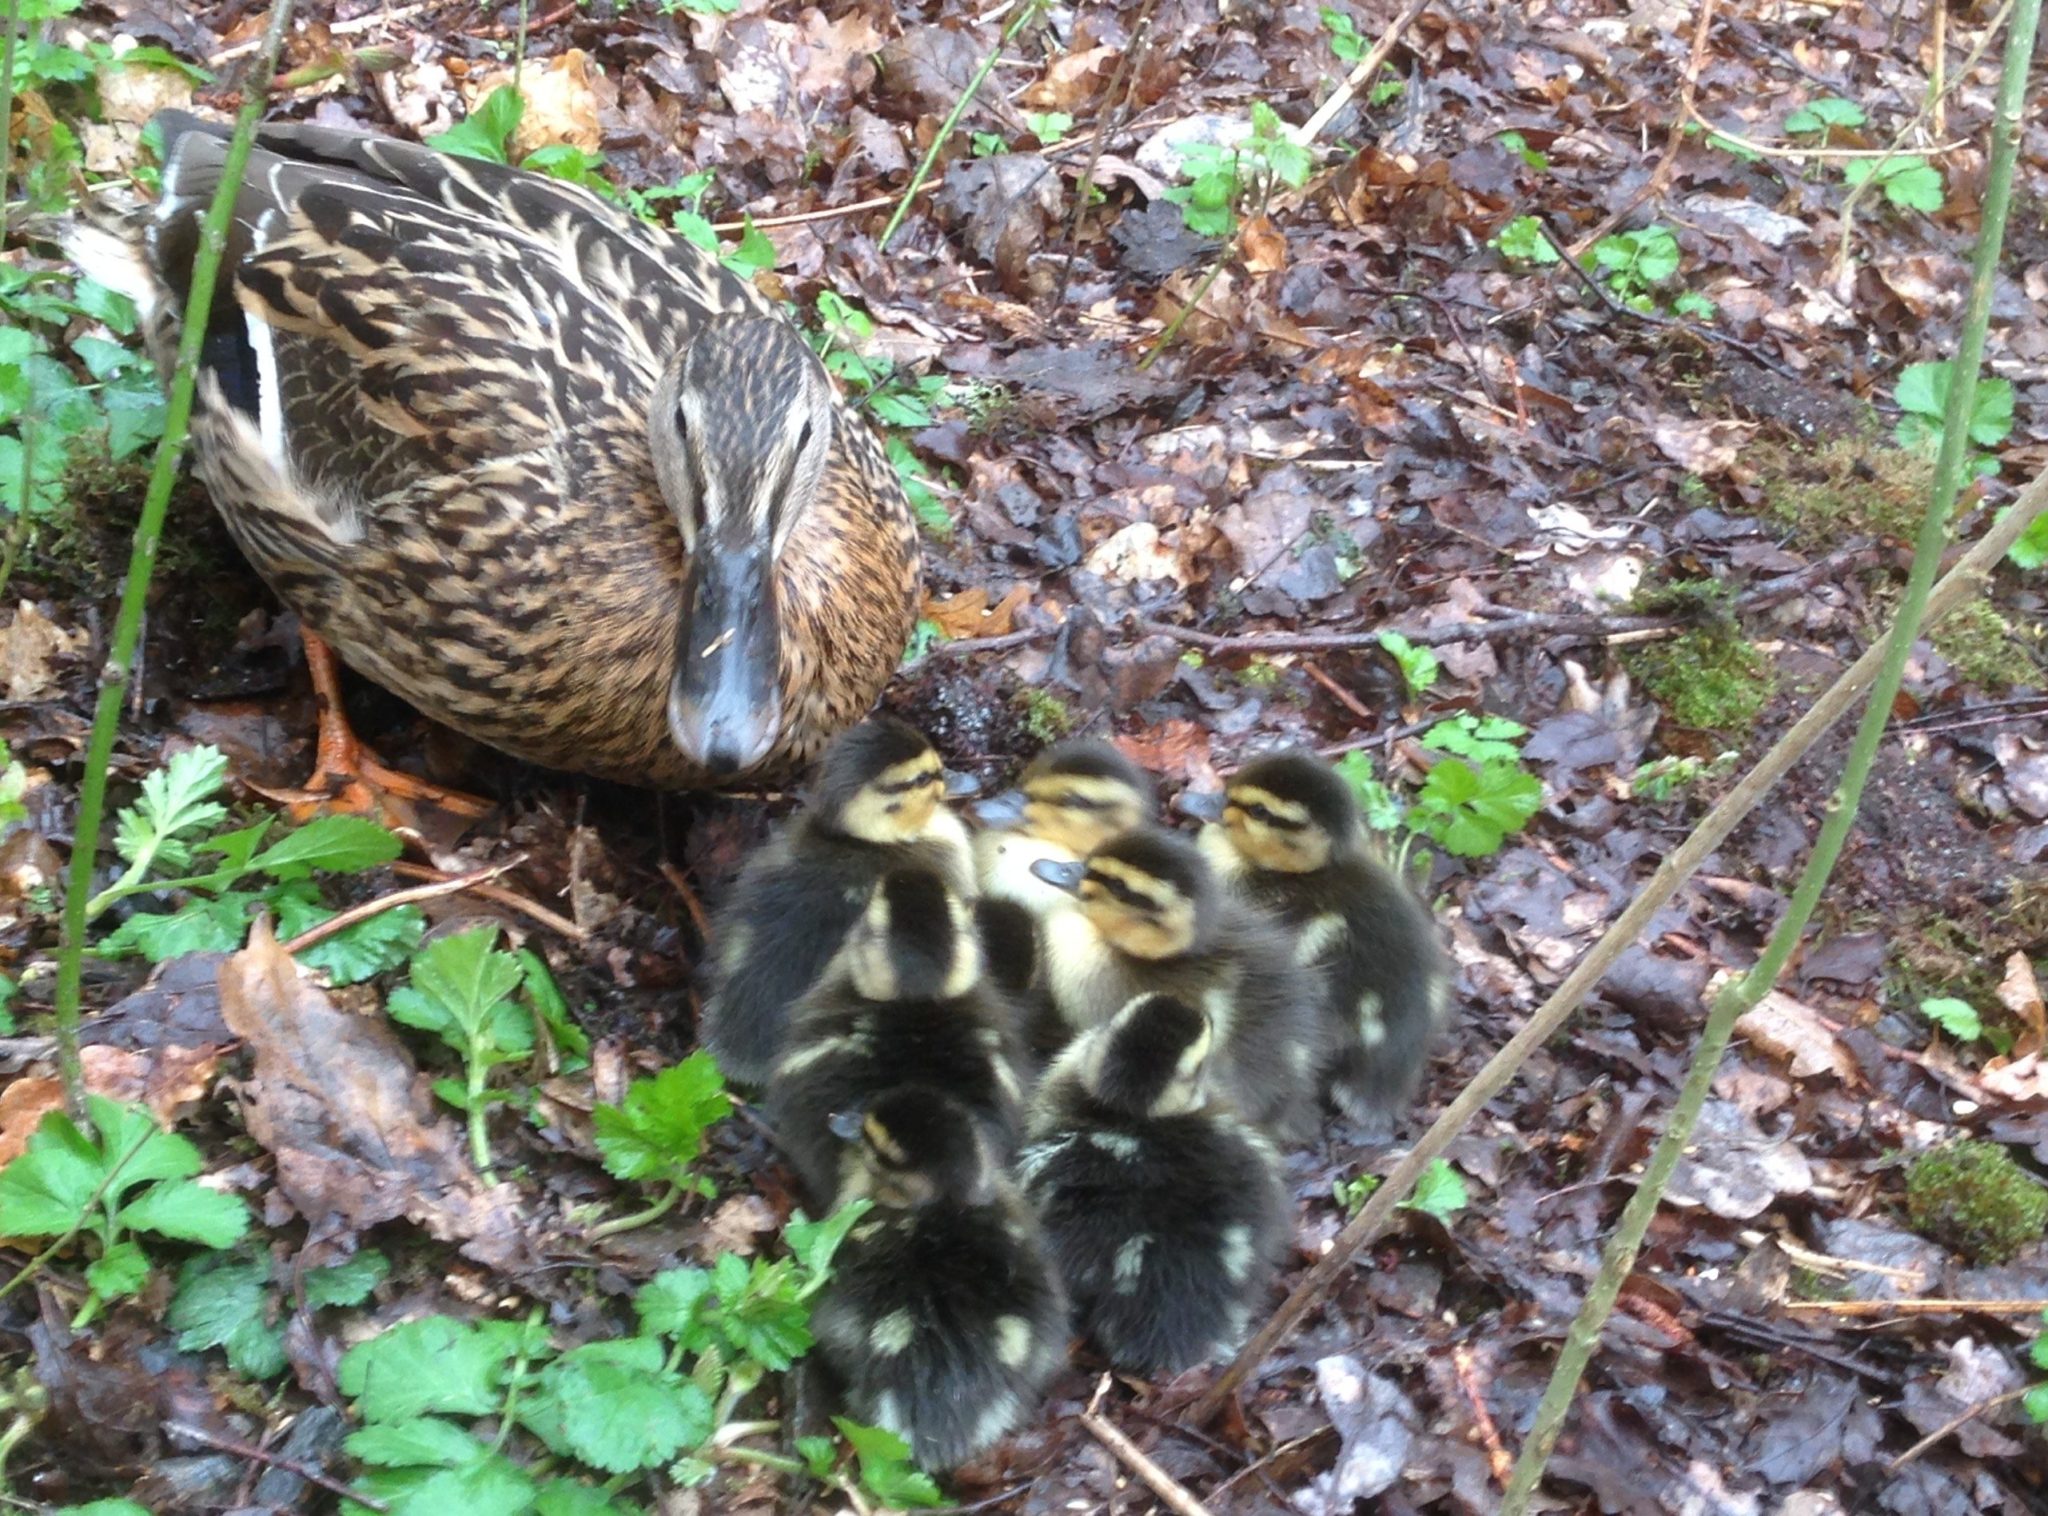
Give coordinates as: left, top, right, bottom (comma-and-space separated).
465, 1047, 497, 1182
1, 0, 22, 248
49, 0, 297, 1116
1192, 467, 2048, 1424
1499, 1, 2039, 1504
0, 416, 32, 602
877, 0, 1043, 252
585, 1183, 681, 1241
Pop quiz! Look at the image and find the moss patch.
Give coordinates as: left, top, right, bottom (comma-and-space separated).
1929, 601, 2041, 692
1747, 437, 1935, 551
1904, 1140, 2048, 1263
1015, 687, 1074, 745
1625, 628, 1777, 733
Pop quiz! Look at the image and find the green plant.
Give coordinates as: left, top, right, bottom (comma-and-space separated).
0, 1095, 249, 1325
1918, 996, 1983, 1041
1164, 102, 1314, 238
87, 745, 419, 983
1320, 5, 1366, 63
1903, 1140, 2048, 1264
1399, 1158, 1468, 1221
1587, 226, 1682, 310
387, 925, 561, 1179
168, 1247, 389, 1378
1783, 96, 1865, 138
1409, 754, 1543, 859
1893, 360, 2012, 474
1630, 751, 1739, 802
1024, 110, 1072, 145
900, 616, 946, 664
1376, 631, 1440, 697
805, 292, 955, 538
1496, 130, 1548, 171
1332, 751, 1403, 833
1419, 713, 1526, 764
969, 130, 1006, 157
589, 1052, 732, 1236
1844, 153, 1944, 213
620, 170, 776, 278
1332, 1170, 1379, 1215
1017, 687, 1074, 744
2008, 506, 2048, 570
1491, 215, 1560, 264
657, 0, 740, 13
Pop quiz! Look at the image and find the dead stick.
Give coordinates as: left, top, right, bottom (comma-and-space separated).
710, 183, 932, 234
1782, 1298, 2048, 1317
1293, 0, 1433, 145
1189, 477, 2048, 1424
1080, 1412, 1217, 1516
389, 861, 586, 941
279, 858, 524, 955
1888, 1386, 2026, 1473
1453, 1344, 1513, 1485
164, 1420, 387, 1511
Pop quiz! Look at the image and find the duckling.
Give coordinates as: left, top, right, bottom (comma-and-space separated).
767, 867, 1029, 1208
699, 718, 977, 1086
1018, 993, 1287, 1375
1028, 830, 1321, 1136
1183, 752, 1454, 1123
968, 740, 1157, 915
807, 1085, 1068, 1470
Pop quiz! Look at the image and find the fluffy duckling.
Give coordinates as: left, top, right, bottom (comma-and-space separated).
1029, 830, 1321, 1136
699, 717, 978, 1086
1184, 752, 1453, 1122
1019, 993, 1287, 1375
968, 740, 1157, 916
808, 1086, 1068, 1470
767, 867, 1029, 1208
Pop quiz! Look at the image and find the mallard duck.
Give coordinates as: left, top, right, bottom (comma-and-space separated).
1018, 993, 1287, 1375
766, 865, 1027, 1206
1183, 752, 1452, 1122
968, 740, 1157, 915
1028, 830, 1322, 1137
64, 109, 921, 803
808, 1085, 1068, 1470
700, 718, 978, 1087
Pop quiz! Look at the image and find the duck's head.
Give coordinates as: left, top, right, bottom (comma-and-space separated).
809, 717, 977, 844
1181, 751, 1358, 874
1068, 992, 1214, 1118
1030, 829, 1216, 960
652, 315, 839, 776
829, 1085, 992, 1208
968, 740, 1155, 854
841, 866, 984, 1002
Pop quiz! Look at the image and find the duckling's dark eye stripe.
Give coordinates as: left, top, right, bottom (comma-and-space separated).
1088, 872, 1154, 910
877, 770, 940, 796
1051, 795, 1120, 813
1240, 800, 1306, 831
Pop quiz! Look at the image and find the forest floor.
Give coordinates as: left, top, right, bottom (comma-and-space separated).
1, 0, 2047, 1511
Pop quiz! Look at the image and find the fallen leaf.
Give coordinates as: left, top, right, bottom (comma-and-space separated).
1241, 213, 1287, 273
477, 49, 606, 156
1650, 416, 1754, 477
0, 601, 85, 701
1666, 1098, 1814, 1219
1735, 990, 1858, 1082
1018, 44, 1115, 109
923, 584, 1032, 640
1999, 951, 2046, 1059
1113, 719, 1217, 788
0, 1076, 63, 1168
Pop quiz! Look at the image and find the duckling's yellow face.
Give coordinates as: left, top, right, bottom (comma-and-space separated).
840, 1112, 943, 1208
839, 755, 950, 844
1020, 773, 1149, 856
1220, 783, 1333, 874
1075, 857, 1199, 960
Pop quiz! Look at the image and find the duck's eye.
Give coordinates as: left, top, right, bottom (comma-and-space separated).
795, 418, 815, 455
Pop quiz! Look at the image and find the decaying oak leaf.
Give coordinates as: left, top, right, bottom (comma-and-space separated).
219, 918, 533, 1271
1734, 990, 1858, 1082
924, 584, 1033, 640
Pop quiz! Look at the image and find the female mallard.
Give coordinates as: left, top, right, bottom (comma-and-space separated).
68, 109, 921, 798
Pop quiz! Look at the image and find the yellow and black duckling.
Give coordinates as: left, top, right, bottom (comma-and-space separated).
700, 719, 977, 1087
66, 110, 921, 804
1018, 993, 1287, 1375
807, 1085, 1068, 1470
969, 739, 1158, 915
766, 866, 1028, 1207
1028, 830, 1322, 1136
1184, 752, 1453, 1123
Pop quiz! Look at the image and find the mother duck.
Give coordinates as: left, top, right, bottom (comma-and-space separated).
69, 110, 922, 798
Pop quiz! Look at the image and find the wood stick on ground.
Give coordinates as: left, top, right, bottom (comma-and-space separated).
1080, 1406, 1218, 1516
1188, 476, 2048, 1425
1292, 0, 1434, 145
279, 857, 525, 955
164, 1420, 387, 1511
1781, 1298, 2048, 1317
1452, 1344, 1513, 1484
1569, 0, 1718, 256
1888, 1386, 2027, 1473
389, 861, 586, 941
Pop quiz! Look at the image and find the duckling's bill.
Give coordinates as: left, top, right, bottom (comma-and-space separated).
1029, 856, 1088, 892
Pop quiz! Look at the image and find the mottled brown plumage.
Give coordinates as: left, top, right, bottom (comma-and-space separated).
74, 110, 920, 789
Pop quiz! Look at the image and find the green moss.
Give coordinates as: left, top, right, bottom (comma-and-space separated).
1016, 688, 1073, 745
1625, 628, 1777, 733
1930, 601, 2041, 692
1749, 437, 1934, 550
1236, 658, 1284, 689
1904, 1140, 2048, 1263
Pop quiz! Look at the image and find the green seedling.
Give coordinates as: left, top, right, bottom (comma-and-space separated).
1490, 214, 1560, 265
1783, 97, 1865, 139
590, 1052, 732, 1236
1844, 154, 1944, 213
1399, 1158, 1469, 1221
1408, 756, 1543, 859
1893, 360, 2012, 474
168, 1248, 389, 1379
1631, 751, 1738, 802
1377, 630, 1440, 697
1320, 5, 1366, 63
1164, 102, 1314, 238
1918, 996, 1983, 1042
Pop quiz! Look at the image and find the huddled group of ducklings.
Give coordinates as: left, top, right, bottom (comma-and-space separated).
697, 718, 1453, 1468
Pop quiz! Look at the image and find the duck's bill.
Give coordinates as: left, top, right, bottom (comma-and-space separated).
827, 1108, 866, 1141
968, 789, 1029, 828
669, 547, 782, 777
1176, 787, 1227, 823
1028, 856, 1087, 893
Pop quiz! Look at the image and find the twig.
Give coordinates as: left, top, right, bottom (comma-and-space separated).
1500, 6, 2039, 1501
164, 1420, 387, 1512
1189, 477, 2048, 1427
709, 186, 926, 234
50, 0, 297, 1121
900, 625, 1058, 673
212, 1, 432, 61
1050, 0, 1156, 319
1680, 104, 1970, 161
657, 860, 712, 942
388, 861, 586, 941
1291, 0, 1433, 145
1453, 1344, 1513, 1485
1888, 1386, 2028, 1473
1781, 1298, 2048, 1317
0, 0, 22, 249
1302, 663, 1376, 724
1569, 0, 1717, 257
278, 857, 526, 955
1080, 1405, 1217, 1516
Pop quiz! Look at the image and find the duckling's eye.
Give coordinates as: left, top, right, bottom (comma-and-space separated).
1242, 801, 1304, 831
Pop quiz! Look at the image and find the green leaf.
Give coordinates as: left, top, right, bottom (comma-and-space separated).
85, 1237, 151, 1301
1398, 1158, 1468, 1220
88, 1095, 205, 1190
714, 1256, 814, 1370
305, 1248, 392, 1309
1409, 757, 1542, 857
1332, 751, 1404, 833
834, 1417, 944, 1507
427, 85, 524, 164
118, 1177, 250, 1247
1671, 289, 1717, 321
113, 43, 211, 82
251, 815, 403, 880
50, 1503, 156, 1516
796, 1435, 839, 1481
96, 893, 258, 962
346, 1417, 501, 1470
388, 925, 532, 1058
2032, 1332, 2048, 1371
348, 1455, 537, 1516
0, 1109, 104, 1235
522, 1338, 715, 1473
1490, 214, 1558, 264
114, 746, 230, 873
723, 216, 777, 277
168, 1252, 287, 1378
1894, 360, 1947, 420
519, 949, 589, 1068
339, 1316, 524, 1423
2024, 1382, 2048, 1423
1876, 159, 1944, 213
784, 1197, 873, 1285
1784, 97, 1865, 134
1919, 996, 1983, 1041
635, 1266, 716, 1342
1375, 630, 1440, 696
2006, 505, 2048, 571
297, 904, 428, 986
1024, 110, 1073, 144
536, 1479, 639, 1516
521, 144, 616, 196
592, 1052, 731, 1185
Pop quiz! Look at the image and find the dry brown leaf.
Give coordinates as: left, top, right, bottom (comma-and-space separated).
1999, 952, 2046, 1059
0, 601, 85, 701
1734, 990, 1858, 1082
0, 1076, 63, 1168
923, 584, 1032, 640
476, 49, 606, 156
1113, 719, 1217, 788
79, 1042, 224, 1125
1019, 44, 1116, 109
1241, 214, 1287, 273
1650, 416, 1754, 477
1978, 1052, 2048, 1104
220, 918, 534, 1270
